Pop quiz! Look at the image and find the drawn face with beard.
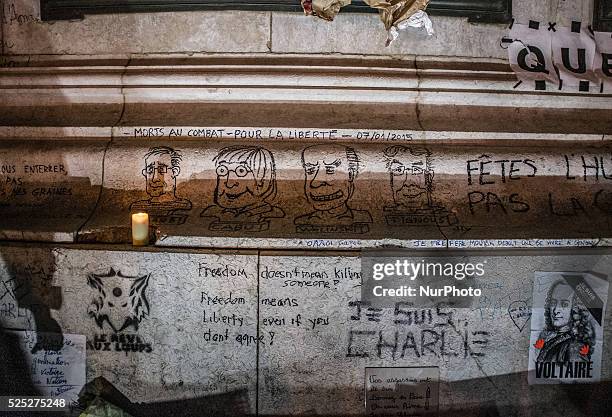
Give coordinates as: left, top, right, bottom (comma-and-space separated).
302, 145, 355, 212
388, 149, 431, 210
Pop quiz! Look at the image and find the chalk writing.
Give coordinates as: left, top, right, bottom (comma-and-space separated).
201, 291, 246, 305
465, 155, 537, 216
260, 297, 299, 307
466, 155, 537, 185
23, 164, 67, 175
261, 264, 359, 289
467, 191, 530, 215
203, 310, 245, 327
0, 160, 74, 205
548, 189, 612, 217
198, 263, 247, 279
201, 328, 274, 347
261, 313, 329, 330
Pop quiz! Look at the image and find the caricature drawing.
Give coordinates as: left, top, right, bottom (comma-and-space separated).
130, 146, 192, 225
294, 144, 372, 233
383, 145, 457, 227
201, 146, 284, 232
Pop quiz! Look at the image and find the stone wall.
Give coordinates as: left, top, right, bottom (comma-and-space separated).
1, 129, 611, 247
1, 243, 611, 416
2, 1, 612, 416
0, 0, 595, 59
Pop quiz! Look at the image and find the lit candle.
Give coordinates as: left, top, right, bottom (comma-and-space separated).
131, 213, 149, 246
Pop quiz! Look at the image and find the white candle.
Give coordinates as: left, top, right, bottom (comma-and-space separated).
131, 213, 149, 246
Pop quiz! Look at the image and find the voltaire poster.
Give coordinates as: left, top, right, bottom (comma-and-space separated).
528, 272, 608, 384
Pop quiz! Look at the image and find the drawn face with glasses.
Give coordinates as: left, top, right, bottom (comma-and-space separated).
215, 161, 260, 209
388, 150, 431, 209
142, 154, 179, 198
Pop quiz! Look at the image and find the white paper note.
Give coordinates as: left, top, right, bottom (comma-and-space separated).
365, 367, 439, 416
6, 331, 87, 406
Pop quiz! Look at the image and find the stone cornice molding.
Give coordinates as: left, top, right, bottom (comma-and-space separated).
1, 54, 611, 133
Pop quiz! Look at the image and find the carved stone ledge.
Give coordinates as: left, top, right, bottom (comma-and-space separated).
0, 54, 610, 133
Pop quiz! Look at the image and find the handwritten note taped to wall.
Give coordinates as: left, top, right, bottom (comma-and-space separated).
365, 367, 439, 416
5, 331, 86, 405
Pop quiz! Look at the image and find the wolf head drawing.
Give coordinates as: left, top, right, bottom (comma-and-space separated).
87, 268, 151, 333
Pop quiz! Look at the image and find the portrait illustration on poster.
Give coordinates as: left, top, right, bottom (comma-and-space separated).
528, 272, 608, 384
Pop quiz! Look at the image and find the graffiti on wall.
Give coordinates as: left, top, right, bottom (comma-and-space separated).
383, 146, 458, 228
201, 146, 285, 232
508, 300, 532, 332
294, 144, 372, 234
346, 301, 491, 360
86, 268, 153, 353
11, 136, 604, 242
130, 146, 193, 225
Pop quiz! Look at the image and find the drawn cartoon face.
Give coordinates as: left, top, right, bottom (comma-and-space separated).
302, 145, 354, 211
215, 161, 261, 209
143, 154, 175, 198
550, 283, 573, 329
389, 150, 429, 207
